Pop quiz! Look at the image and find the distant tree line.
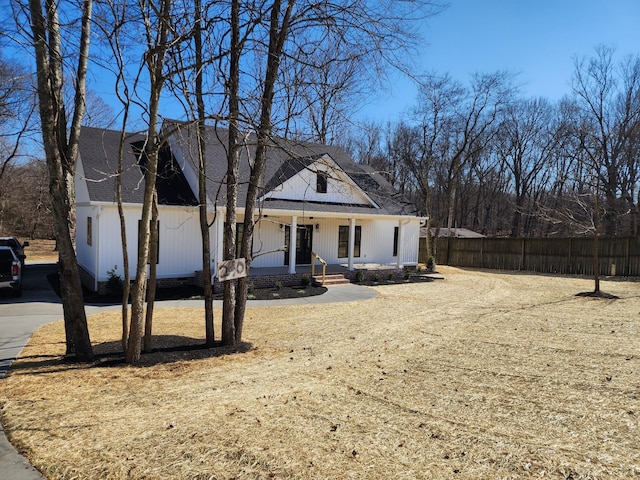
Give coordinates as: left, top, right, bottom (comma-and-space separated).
0, 160, 53, 238
337, 46, 640, 242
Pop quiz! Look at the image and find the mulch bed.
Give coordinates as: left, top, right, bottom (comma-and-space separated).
47, 271, 327, 303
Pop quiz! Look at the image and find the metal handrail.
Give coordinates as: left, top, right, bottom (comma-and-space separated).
311, 252, 327, 285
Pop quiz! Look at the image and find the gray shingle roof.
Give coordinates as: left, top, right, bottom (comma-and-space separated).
79, 123, 420, 217
79, 127, 148, 204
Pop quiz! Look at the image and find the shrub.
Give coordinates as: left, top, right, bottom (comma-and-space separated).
106, 265, 123, 297
355, 270, 365, 283
426, 256, 436, 272
248, 283, 255, 294
275, 280, 283, 290
300, 274, 310, 287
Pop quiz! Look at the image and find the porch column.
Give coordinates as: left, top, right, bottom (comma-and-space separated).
215, 216, 224, 267
348, 217, 356, 271
288, 215, 297, 274
396, 220, 405, 268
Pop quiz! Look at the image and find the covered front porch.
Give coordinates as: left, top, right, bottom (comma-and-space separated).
205, 261, 410, 292
248, 261, 401, 277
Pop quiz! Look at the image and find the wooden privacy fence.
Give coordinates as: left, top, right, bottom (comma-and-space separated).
433, 236, 640, 277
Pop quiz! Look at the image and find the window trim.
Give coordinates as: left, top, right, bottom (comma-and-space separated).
338, 225, 361, 258
316, 171, 328, 194
393, 226, 399, 257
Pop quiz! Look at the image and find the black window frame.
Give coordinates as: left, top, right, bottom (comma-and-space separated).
393, 226, 399, 257
338, 225, 361, 258
316, 171, 328, 194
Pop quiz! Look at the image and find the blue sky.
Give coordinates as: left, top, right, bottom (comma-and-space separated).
364, 0, 640, 122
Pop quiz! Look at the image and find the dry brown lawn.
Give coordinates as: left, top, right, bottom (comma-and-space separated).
1, 267, 639, 479
23, 239, 57, 263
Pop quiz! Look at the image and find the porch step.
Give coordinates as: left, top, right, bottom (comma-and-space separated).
312, 273, 350, 286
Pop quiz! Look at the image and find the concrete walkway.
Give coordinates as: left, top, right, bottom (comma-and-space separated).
0, 263, 377, 480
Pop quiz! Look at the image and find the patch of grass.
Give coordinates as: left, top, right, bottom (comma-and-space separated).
23, 238, 57, 263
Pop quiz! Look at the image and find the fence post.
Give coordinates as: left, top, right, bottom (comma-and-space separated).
446, 237, 451, 266
568, 238, 572, 274
520, 238, 525, 270
625, 236, 630, 276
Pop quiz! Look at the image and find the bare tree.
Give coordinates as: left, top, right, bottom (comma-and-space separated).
0, 159, 53, 238
495, 97, 562, 236
233, 0, 295, 344
93, 0, 135, 351
279, 39, 367, 144
0, 56, 37, 181
125, 0, 175, 363
570, 46, 640, 236
420, 72, 514, 233
193, 0, 215, 346
18, 0, 94, 361
220, 0, 242, 345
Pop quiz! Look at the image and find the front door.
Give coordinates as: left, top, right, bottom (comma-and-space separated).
284, 224, 313, 265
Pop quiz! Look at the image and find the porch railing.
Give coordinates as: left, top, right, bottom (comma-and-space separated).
311, 252, 327, 285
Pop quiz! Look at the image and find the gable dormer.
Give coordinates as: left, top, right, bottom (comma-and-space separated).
261, 153, 379, 208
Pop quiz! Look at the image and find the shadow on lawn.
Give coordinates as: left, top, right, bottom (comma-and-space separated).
8, 337, 253, 375
92, 337, 254, 368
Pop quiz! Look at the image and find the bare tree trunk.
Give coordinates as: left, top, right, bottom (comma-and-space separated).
423, 195, 432, 260
235, 0, 295, 343
127, 144, 156, 362
144, 192, 159, 352
446, 184, 456, 235
27, 0, 93, 361
194, 0, 215, 346
116, 118, 131, 352
593, 190, 600, 293
222, 0, 241, 346
126, 0, 171, 363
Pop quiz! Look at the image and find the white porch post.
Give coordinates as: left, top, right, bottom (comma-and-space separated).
215, 215, 224, 267
288, 215, 297, 274
348, 217, 356, 271
397, 220, 405, 268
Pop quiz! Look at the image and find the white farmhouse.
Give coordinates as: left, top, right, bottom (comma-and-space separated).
75, 122, 424, 292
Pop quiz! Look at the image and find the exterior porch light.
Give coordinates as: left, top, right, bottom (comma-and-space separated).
315, 223, 320, 231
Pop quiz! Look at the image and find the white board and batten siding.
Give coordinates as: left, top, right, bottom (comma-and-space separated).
262, 158, 374, 207
247, 216, 420, 268
78, 204, 204, 284
77, 205, 421, 287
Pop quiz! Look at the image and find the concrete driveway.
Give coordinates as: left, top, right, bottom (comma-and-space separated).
0, 263, 62, 379
1, 262, 61, 479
